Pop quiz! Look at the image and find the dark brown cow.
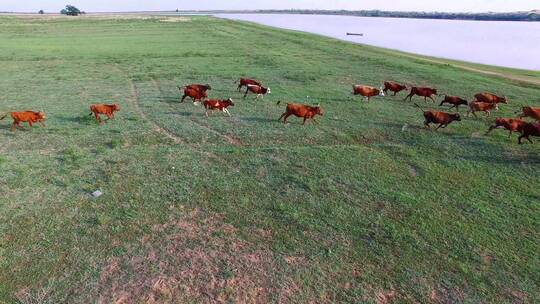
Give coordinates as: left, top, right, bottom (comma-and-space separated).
89, 103, 120, 124
352, 85, 385, 101
518, 122, 540, 144
474, 92, 508, 105
182, 84, 212, 93
383, 81, 407, 96
415, 103, 461, 130
237, 78, 262, 92
0, 111, 47, 132
517, 106, 540, 122
485, 118, 527, 138
439, 95, 468, 111
180, 87, 208, 103
404, 87, 438, 103
244, 84, 271, 99
277, 101, 323, 125
467, 101, 498, 117
203, 98, 235, 117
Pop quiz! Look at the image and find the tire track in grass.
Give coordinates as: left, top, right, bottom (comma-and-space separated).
150, 77, 243, 147
127, 79, 185, 145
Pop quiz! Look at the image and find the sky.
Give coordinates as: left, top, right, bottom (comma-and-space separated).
1, 0, 538, 13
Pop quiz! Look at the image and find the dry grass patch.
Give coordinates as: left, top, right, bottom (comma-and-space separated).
96, 208, 297, 303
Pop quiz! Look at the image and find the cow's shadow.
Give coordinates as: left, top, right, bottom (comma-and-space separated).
56, 114, 96, 126
156, 96, 180, 104
241, 116, 277, 123
165, 111, 197, 117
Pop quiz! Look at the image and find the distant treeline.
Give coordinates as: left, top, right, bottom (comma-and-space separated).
249, 9, 540, 22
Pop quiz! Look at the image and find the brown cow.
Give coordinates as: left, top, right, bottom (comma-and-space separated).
277, 101, 323, 125
439, 95, 468, 112
518, 122, 540, 144
517, 106, 540, 122
485, 118, 526, 138
352, 85, 385, 101
203, 98, 235, 117
383, 81, 407, 96
404, 87, 438, 103
244, 84, 271, 99
89, 103, 120, 124
0, 111, 47, 132
415, 103, 460, 130
183, 84, 212, 93
179, 87, 208, 103
237, 78, 262, 92
474, 92, 507, 105
467, 101, 498, 117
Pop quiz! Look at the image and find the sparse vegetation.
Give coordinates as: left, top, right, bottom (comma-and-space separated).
0, 15, 539, 303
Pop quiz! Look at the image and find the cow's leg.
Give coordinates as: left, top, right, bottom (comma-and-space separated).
302, 117, 308, 125
424, 120, 430, 129
435, 123, 444, 131
393, 91, 397, 96
527, 136, 533, 144
518, 134, 525, 144
28, 121, 33, 128
94, 113, 102, 123
225, 108, 231, 117
11, 122, 17, 132
471, 111, 478, 118
283, 113, 292, 124
485, 125, 496, 135
237, 84, 242, 92
486, 111, 491, 117
312, 118, 319, 124
40, 121, 46, 128
181, 95, 187, 103
428, 96, 436, 103
404, 94, 412, 101
508, 130, 513, 138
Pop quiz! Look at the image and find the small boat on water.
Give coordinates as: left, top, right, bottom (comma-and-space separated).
346, 32, 364, 36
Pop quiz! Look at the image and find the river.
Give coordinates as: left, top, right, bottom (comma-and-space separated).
216, 13, 540, 71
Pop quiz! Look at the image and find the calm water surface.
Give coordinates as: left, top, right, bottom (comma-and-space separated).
217, 14, 540, 71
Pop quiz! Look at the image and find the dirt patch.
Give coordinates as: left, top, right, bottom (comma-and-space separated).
96, 208, 296, 303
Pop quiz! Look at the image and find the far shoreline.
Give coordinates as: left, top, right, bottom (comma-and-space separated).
1, 9, 539, 22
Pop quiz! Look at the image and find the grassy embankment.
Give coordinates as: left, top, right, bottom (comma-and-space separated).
0, 15, 539, 303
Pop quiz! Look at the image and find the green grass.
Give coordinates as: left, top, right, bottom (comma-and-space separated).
0, 14, 539, 303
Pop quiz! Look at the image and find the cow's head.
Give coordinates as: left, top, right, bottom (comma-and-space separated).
266, 87, 271, 94
379, 87, 385, 97
226, 98, 235, 106
451, 113, 461, 122
459, 98, 468, 105
432, 89, 438, 95
204, 84, 212, 90
315, 104, 324, 116
36, 111, 47, 120
500, 96, 508, 104
112, 104, 121, 111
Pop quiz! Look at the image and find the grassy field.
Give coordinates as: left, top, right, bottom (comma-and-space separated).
0, 14, 539, 303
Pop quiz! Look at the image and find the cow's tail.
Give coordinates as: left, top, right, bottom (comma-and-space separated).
0, 114, 7, 121
414, 103, 426, 113
277, 100, 281, 105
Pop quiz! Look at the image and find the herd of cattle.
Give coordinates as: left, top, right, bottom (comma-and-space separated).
1, 78, 540, 144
